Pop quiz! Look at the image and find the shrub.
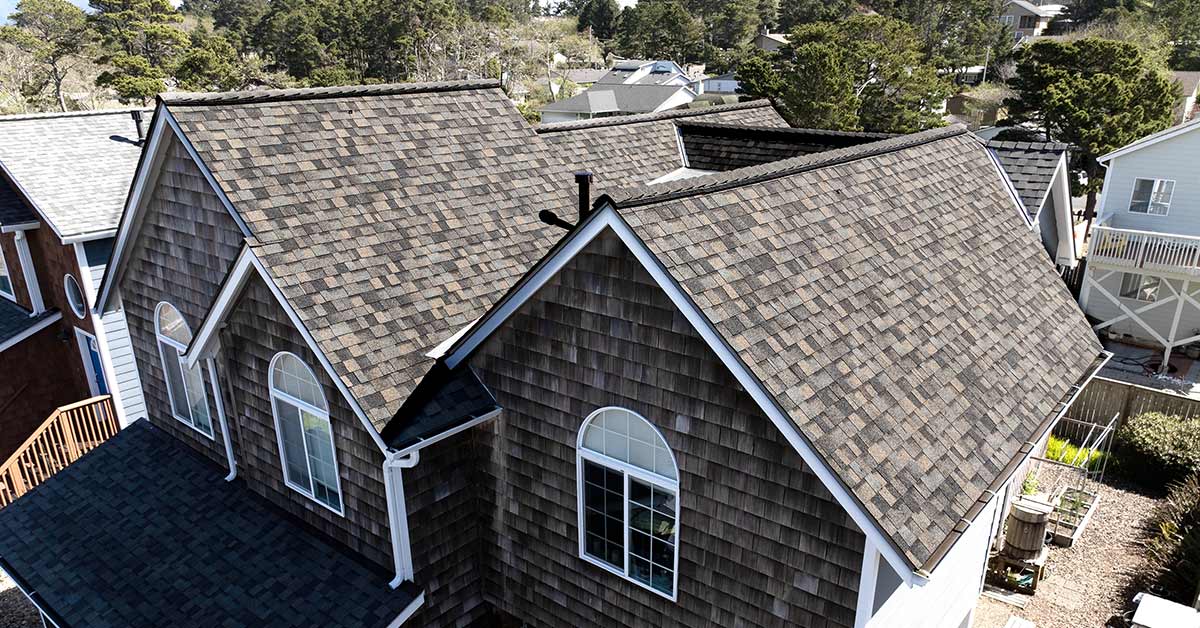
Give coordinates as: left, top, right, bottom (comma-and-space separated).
1117, 412, 1200, 483
1045, 435, 1107, 472
1145, 473, 1200, 604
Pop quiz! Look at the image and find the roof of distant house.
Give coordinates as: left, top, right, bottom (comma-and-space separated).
563, 68, 608, 84
1173, 70, 1200, 122
986, 140, 1069, 218
678, 122, 895, 171
1006, 0, 1065, 17
540, 84, 692, 115
0, 420, 422, 627
0, 109, 148, 240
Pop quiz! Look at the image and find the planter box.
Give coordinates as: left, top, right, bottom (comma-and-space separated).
1047, 487, 1100, 547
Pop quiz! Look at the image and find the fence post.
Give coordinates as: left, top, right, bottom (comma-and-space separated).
58, 411, 80, 461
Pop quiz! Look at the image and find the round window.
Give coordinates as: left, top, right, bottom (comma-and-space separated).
64, 274, 86, 319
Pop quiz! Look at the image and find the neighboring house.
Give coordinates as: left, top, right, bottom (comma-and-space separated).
1080, 118, 1200, 367
701, 72, 739, 95
754, 31, 790, 52
596, 59, 695, 88
0, 81, 1106, 628
539, 84, 698, 124
987, 140, 1078, 269
563, 68, 607, 88
999, 0, 1065, 40
1172, 70, 1200, 125
0, 109, 148, 459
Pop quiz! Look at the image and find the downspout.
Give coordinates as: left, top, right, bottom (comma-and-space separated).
206, 356, 237, 482
383, 449, 420, 589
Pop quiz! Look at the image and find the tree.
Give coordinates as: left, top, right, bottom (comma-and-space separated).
710, 0, 760, 49
90, 0, 190, 103
777, 0, 852, 31
1059, 0, 1138, 29
0, 0, 91, 111
756, 0, 778, 32
614, 1, 704, 63
880, 0, 1007, 72
1153, 0, 1200, 70
173, 27, 243, 91
576, 0, 618, 39
1006, 38, 1176, 220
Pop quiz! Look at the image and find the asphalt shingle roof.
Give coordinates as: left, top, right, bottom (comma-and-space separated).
605, 126, 1104, 570
0, 299, 54, 350
679, 122, 896, 171
541, 84, 690, 114
383, 367, 498, 449
164, 81, 572, 429
986, 140, 1069, 218
0, 420, 419, 628
0, 110, 146, 239
537, 100, 789, 185
0, 173, 36, 226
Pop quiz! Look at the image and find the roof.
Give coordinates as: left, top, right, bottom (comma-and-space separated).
0, 172, 36, 226
537, 100, 789, 184
0, 420, 421, 627
162, 81, 572, 430
0, 299, 56, 351
563, 68, 608, 84
598, 126, 1104, 570
986, 140, 1069, 218
1098, 115, 1200, 162
540, 84, 690, 114
0, 109, 147, 240
1006, 0, 1064, 17
705, 72, 737, 81
1173, 70, 1200, 122
679, 122, 896, 171
383, 367, 499, 449
758, 32, 789, 44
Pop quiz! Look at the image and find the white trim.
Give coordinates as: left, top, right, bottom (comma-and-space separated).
391, 407, 501, 457
0, 562, 61, 628
73, 243, 127, 426
384, 592, 426, 628
1126, 177, 1175, 216
854, 538, 881, 628
185, 244, 390, 453
1094, 162, 1116, 225
269, 351, 346, 517
424, 317, 479, 359
63, 273, 86, 319
60, 229, 117, 244
155, 301, 215, 440
0, 158, 65, 242
445, 206, 921, 582
13, 231, 42, 313
207, 356, 237, 481
0, 311, 60, 353
1, 221, 40, 233
1098, 117, 1200, 163
73, 327, 106, 397
1049, 153, 1078, 266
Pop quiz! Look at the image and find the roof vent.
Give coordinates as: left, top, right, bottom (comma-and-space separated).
131, 110, 144, 142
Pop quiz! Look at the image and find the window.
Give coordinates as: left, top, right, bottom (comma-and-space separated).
64, 274, 86, 319
577, 407, 679, 599
1120, 273, 1161, 302
155, 302, 213, 437
0, 244, 12, 300
270, 352, 343, 514
1129, 178, 1174, 215
999, 15, 1015, 26
1019, 15, 1037, 29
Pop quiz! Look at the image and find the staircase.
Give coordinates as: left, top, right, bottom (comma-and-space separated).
0, 395, 119, 508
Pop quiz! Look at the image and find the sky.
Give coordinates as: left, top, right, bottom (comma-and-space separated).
2, 0, 89, 23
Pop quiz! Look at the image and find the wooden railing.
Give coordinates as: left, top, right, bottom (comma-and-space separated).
1090, 225, 1200, 276
0, 395, 119, 508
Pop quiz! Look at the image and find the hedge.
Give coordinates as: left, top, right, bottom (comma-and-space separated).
1117, 412, 1200, 483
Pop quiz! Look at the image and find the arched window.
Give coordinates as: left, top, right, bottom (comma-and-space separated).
269, 352, 343, 514
577, 407, 679, 599
155, 302, 212, 437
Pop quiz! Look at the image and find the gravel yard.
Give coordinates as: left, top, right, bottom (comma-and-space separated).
975, 477, 1164, 628
0, 571, 38, 628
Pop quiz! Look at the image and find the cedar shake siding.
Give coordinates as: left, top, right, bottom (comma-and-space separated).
461, 230, 864, 628
219, 274, 394, 569
119, 131, 243, 466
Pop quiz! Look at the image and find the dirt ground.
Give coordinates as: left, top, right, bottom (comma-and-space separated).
0, 571, 38, 628
974, 477, 1164, 628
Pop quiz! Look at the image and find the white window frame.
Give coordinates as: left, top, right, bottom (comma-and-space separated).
575, 406, 680, 601
999, 15, 1015, 26
0, 241, 15, 302
1128, 177, 1175, 216
1120, 272, 1161, 302
155, 301, 214, 439
269, 351, 345, 516
63, 273, 86, 319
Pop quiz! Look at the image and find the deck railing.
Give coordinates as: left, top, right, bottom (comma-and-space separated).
1090, 225, 1200, 276
0, 395, 118, 508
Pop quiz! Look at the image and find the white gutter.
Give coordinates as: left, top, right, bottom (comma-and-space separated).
206, 356, 238, 481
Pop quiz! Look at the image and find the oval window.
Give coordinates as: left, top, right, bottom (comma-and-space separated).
64, 274, 86, 319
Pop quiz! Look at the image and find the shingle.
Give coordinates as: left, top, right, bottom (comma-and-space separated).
678, 122, 896, 171
0, 299, 54, 347
0, 174, 36, 226
0, 421, 419, 627
986, 139, 1070, 218
385, 367, 499, 449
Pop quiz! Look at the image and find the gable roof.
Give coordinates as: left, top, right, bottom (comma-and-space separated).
537, 100, 789, 184
986, 140, 1069, 219
1006, 0, 1064, 17
1098, 116, 1199, 162
156, 81, 572, 430
679, 122, 895, 171
540, 84, 690, 114
0, 299, 59, 353
0, 109, 147, 241
0, 173, 36, 227
0, 420, 423, 627
444, 124, 1106, 574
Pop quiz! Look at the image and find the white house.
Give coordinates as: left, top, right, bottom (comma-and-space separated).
701, 72, 739, 95
999, 0, 1065, 40
1079, 118, 1200, 367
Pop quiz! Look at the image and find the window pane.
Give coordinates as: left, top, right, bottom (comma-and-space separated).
630, 556, 652, 587
631, 530, 652, 561
160, 340, 190, 419
272, 354, 327, 410
580, 409, 677, 480
183, 359, 211, 433
654, 486, 676, 517
631, 480, 652, 508
157, 303, 192, 345
582, 460, 624, 569
651, 564, 673, 594
277, 402, 311, 491
1151, 180, 1174, 215
1130, 179, 1154, 213
302, 410, 340, 509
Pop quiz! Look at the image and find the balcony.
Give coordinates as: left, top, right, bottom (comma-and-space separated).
1089, 225, 1200, 278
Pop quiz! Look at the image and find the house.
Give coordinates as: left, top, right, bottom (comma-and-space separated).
0, 109, 149, 459
754, 31, 790, 52
595, 59, 695, 88
563, 68, 608, 88
701, 72, 739, 95
987, 140, 1078, 269
539, 83, 698, 124
999, 0, 1065, 40
0, 81, 1106, 628
1172, 70, 1200, 125
1079, 117, 1200, 368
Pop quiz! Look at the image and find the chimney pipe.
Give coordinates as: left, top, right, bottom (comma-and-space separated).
575, 171, 592, 221
131, 110, 144, 142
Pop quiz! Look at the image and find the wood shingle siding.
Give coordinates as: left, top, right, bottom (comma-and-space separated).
453, 230, 863, 627
219, 274, 394, 569
118, 131, 242, 466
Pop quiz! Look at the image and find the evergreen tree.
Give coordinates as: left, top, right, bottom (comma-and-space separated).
614, 1, 704, 63
710, 0, 761, 49
576, 0, 619, 39
0, 0, 91, 111
90, 0, 189, 103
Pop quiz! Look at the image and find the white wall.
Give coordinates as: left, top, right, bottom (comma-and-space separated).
1100, 129, 1200, 236
1084, 270, 1200, 345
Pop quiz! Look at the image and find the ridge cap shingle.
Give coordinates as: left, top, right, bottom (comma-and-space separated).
535, 99, 775, 133
985, 138, 1071, 153
676, 120, 898, 141
607, 124, 969, 207
161, 79, 501, 106
0, 107, 150, 123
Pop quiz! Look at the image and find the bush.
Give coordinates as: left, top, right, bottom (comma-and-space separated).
1145, 473, 1200, 604
1045, 435, 1107, 471
1117, 412, 1200, 483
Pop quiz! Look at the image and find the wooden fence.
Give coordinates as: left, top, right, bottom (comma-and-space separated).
1055, 376, 1200, 440
0, 395, 118, 508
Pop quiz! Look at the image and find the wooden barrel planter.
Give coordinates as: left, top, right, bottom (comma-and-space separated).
1004, 498, 1053, 560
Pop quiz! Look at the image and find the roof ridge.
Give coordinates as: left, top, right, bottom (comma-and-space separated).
985, 138, 1071, 151
535, 99, 775, 133
605, 124, 969, 207
161, 79, 501, 107
0, 108, 150, 123
677, 120, 898, 140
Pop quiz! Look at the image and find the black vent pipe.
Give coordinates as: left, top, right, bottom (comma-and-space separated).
131, 110, 145, 142
575, 171, 592, 221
